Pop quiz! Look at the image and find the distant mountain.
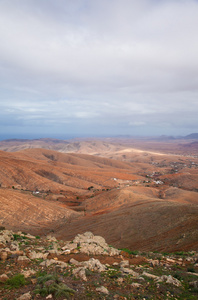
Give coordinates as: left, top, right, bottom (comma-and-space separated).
184, 133, 198, 139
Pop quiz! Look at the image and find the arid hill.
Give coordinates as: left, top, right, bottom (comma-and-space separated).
1, 136, 198, 156
56, 186, 198, 252
0, 141, 197, 252
0, 148, 141, 193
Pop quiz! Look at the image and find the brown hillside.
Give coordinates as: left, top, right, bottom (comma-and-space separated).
0, 188, 80, 234
56, 187, 198, 252
0, 149, 142, 193
0, 143, 197, 252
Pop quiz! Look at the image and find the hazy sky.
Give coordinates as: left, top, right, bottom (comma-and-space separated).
0, 0, 198, 139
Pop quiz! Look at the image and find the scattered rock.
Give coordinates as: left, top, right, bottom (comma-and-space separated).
120, 267, 139, 277
131, 282, 142, 288
69, 258, 80, 265
119, 260, 129, 268
73, 267, 87, 281
71, 232, 120, 256
17, 291, 31, 300
96, 286, 109, 295
82, 258, 107, 272
0, 273, 9, 282
142, 271, 159, 279
28, 250, 49, 260
0, 251, 8, 261
189, 280, 198, 289
17, 255, 30, 262
21, 269, 36, 278
157, 275, 182, 287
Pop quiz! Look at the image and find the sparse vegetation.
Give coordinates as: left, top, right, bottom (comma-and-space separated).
5, 274, 26, 289
0, 229, 198, 299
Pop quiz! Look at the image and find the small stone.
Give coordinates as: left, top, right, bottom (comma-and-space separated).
119, 260, 129, 268
17, 291, 31, 300
0, 251, 8, 261
72, 267, 87, 281
70, 258, 80, 265
96, 286, 109, 295
131, 282, 142, 288
120, 267, 139, 277
142, 271, 159, 279
0, 274, 9, 282
18, 255, 30, 261
31, 278, 37, 284
157, 275, 181, 287
117, 277, 124, 284
21, 269, 36, 278
189, 280, 198, 289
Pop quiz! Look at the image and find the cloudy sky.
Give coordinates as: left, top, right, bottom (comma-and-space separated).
0, 0, 198, 139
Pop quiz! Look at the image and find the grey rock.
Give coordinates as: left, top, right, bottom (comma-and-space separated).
157, 275, 181, 287
96, 286, 109, 295
0, 274, 9, 282
17, 291, 31, 300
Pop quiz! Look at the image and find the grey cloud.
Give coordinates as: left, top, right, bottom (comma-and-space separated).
0, 0, 198, 137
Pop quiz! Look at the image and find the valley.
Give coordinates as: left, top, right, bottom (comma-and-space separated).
0, 137, 197, 252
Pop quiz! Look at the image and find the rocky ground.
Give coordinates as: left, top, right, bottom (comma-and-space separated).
0, 229, 198, 300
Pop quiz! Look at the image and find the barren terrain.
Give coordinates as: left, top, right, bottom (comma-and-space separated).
0, 137, 197, 252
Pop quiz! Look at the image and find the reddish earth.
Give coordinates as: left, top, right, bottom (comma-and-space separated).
0, 138, 197, 252
48, 252, 148, 266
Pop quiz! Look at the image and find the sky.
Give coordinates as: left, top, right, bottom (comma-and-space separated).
0, 0, 198, 139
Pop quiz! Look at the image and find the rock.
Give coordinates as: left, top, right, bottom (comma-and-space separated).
0, 274, 9, 282
62, 243, 78, 251
188, 272, 198, 277
71, 232, 120, 256
62, 249, 71, 254
166, 258, 176, 264
28, 251, 49, 260
56, 260, 68, 269
117, 277, 124, 284
72, 267, 87, 281
109, 247, 120, 256
10, 242, 19, 251
40, 259, 57, 267
0, 251, 8, 261
69, 258, 80, 265
40, 259, 67, 269
25, 234, 36, 239
0, 230, 13, 244
17, 291, 31, 300
17, 255, 30, 262
157, 275, 181, 287
189, 280, 198, 289
120, 267, 139, 277
142, 271, 159, 279
46, 235, 57, 242
131, 282, 142, 288
82, 258, 106, 272
96, 286, 109, 295
21, 269, 36, 278
13, 250, 24, 256
149, 259, 160, 267
119, 260, 129, 268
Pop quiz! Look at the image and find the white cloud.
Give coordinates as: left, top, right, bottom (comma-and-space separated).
0, 0, 198, 137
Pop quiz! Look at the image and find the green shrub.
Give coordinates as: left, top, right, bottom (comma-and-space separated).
120, 248, 138, 255
13, 234, 20, 241
5, 274, 26, 289
34, 273, 75, 298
